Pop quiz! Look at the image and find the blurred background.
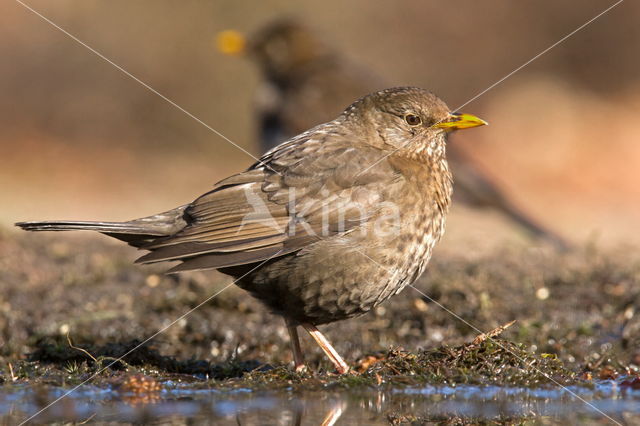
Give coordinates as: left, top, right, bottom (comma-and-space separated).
1, 0, 639, 250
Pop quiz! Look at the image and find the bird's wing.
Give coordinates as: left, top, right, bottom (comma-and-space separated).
137, 129, 400, 272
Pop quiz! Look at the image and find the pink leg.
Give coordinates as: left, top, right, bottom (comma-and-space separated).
285, 318, 306, 372
301, 322, 350, 374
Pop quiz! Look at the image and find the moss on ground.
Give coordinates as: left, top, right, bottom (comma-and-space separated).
0, 331, 596, 392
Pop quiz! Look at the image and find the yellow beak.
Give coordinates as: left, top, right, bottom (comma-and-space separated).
432, 112, 488, 131
216, 30, 247, 55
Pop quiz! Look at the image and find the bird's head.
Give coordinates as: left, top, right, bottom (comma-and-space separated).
343, 87, 487, 160
216, 19, 327, 84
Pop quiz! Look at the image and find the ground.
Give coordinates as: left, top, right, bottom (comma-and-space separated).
1, 228, 638, 392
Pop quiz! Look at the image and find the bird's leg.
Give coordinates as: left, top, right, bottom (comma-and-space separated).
285, 318, 306, 372
301, 322, 350, 374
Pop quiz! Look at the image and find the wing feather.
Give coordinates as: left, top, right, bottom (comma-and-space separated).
137, 130, 402, 271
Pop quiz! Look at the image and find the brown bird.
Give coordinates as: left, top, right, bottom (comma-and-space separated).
17, 87, 486, 373
217, 20, 568, 248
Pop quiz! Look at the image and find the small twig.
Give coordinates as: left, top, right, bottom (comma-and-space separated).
67, 334, 135, 370
383, 361, 402, 375
8, 363, 18, 382
472, 320, 517, 345
66, 332, 98, 363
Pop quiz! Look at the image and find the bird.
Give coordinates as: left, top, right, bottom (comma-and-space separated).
17, 87, 486, 373
216, 19, 568, 249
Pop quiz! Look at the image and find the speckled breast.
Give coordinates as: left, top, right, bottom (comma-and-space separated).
233, 191, 449, 325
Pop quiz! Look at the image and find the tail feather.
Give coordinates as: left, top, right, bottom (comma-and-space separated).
15, 220, 164, 234
15, 220, 170, 248
15, 206, 190, 248
450, 152, 569, 250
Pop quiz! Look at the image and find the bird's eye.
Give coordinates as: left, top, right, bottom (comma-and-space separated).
404, 114, 422, 126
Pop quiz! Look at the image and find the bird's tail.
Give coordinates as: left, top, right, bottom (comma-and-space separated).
488, 199, 570, 251
15, 206, 189, 247
17, 220, 156, 234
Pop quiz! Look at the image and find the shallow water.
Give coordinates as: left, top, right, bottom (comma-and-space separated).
1, 379, 639, 425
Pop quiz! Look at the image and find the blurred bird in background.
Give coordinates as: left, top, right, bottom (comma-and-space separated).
217, 19, 568, 249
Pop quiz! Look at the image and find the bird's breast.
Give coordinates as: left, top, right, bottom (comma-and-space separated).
381, 159, 452, 290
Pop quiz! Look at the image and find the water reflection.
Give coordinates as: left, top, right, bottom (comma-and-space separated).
1, 379, 639, 424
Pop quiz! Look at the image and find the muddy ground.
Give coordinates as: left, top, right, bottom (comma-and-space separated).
0, 228, 639, 392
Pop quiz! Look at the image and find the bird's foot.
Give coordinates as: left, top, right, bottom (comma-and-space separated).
286, 318, 308, 373
301, 322, 350, 375
334, 364, 350, 375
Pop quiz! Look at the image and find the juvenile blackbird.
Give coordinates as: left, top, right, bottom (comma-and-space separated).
217, 20, 568, 248
17, 87, 486, 373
